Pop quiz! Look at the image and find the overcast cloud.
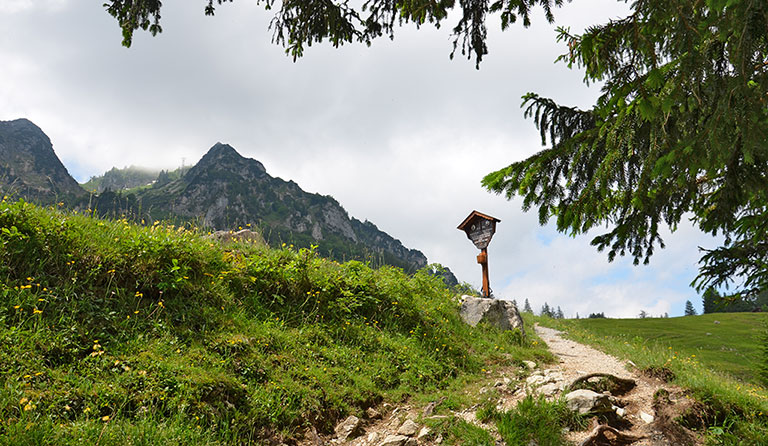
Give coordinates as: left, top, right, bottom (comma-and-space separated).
0, 1, 720, 317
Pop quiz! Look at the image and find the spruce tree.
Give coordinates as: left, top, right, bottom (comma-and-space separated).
556, 306, 564, 319
523, 299, 532, 314
482, 3, 768, 300
702, 288, 718, 314
541, 303, 551, 317
684, 300, 697, 316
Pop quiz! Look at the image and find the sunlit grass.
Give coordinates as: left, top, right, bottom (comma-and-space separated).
0, 199, 551, 444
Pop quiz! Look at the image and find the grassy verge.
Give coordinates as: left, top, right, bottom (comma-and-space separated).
0, 199, 550, 445
536, 315, 768, 445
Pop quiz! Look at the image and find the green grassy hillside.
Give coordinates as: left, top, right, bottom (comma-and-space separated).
0, 198, 547, 445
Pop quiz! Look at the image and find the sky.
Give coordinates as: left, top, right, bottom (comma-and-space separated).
0, 0, 722, 317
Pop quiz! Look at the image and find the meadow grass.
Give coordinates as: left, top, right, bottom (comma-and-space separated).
0, 199, 551, 444
536, 315, 768, 445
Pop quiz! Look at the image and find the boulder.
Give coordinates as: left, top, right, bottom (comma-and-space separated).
459, 297, 524, 334
334, 415, 361, 441
397, 419, 420, 436
565, 389, 613, 415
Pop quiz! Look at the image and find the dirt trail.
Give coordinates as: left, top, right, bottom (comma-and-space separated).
535, 324, 700, 445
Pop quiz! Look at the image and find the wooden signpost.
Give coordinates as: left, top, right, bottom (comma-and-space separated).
457, 211, 500, 298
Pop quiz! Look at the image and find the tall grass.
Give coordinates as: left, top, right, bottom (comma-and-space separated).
0, 199, 550, 444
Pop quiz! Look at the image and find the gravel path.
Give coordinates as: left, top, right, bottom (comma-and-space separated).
534, 324, 697, 446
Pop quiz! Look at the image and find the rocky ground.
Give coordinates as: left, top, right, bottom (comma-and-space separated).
306, 324, 704, 446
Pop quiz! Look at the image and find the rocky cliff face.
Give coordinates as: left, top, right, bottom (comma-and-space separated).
0, 119, 85, 203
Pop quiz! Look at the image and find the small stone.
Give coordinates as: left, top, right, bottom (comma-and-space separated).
368, 432, 379, 443
640, 411, 654, 423
417, 427, 431, 440
404, 438, 418, 446
538, 382, 562, 397
613, 406, 626, 417
335, 415, 361, 441
397, 419, 420, 437
366, 407, 382, 419
379, 434, 408, 446
494, 380, 505, 387
523, 360, 537, 369
435, 434, 443, 444
526, 374, 549, 387
503, 377, 511, 385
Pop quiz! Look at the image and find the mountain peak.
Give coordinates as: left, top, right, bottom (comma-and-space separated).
208, 142, 239, 157
185, 142, 266, 183
0, 118, 85, 203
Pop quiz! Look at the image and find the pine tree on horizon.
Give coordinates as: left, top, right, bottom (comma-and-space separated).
684, 300, 697, 316
523, 299, 532, 313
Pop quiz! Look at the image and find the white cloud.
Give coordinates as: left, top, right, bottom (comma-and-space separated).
0, 0, 68, 13
1, 0, 722, 317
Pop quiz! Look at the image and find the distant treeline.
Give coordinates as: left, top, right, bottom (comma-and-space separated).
702, 288, 768, 314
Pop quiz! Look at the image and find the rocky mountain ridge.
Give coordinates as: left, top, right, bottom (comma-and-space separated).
0, 119, 430, 272
0, 119, 84, 203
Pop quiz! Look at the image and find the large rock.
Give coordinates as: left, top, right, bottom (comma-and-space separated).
460, 297, 524, 334
565, 389, 614, 415
334, 415, 361, 441
397, 419, 420, 436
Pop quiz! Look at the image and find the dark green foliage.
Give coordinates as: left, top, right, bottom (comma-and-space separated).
482, 2, 768, 300
684, 300, 697, 316
701, 287, 767, 313
102, 0, 564, 66
761, 320, 768, 386
588, 312, 605, 319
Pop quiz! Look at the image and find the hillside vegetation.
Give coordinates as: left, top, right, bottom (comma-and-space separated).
0, 198, 546, 445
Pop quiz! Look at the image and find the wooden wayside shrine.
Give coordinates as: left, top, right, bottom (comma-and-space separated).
457, 210, 500, 298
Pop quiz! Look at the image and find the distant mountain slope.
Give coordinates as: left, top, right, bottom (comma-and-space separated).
132, 143, 428, 271
0, 119, 85, 203
82, 166, 163, 193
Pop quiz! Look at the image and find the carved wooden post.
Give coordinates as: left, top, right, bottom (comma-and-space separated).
458, 211, 500, 298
